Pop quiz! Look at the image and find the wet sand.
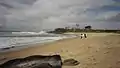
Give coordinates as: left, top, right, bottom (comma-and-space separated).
0, 33, 120, 68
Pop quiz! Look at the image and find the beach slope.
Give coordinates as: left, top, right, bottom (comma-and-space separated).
0, 33, 120, 68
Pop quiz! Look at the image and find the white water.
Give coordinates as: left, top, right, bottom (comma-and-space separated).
11, 31, 48, 35
0, 37, 62, 48
0, 32, 76, 49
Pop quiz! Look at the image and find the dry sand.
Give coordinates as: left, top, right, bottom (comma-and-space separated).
0, 33, 120, 68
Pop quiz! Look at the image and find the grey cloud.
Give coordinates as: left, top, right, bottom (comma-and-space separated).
2, 0, 37, 9
13, 0, 37, 5
0, 3, 13, 9
0, 0, 118, 31
106, 13, 120, 22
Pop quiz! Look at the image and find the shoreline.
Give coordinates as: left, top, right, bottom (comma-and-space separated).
0, 36, 76, 53
0, 33, 77, 53
0, 37, 78, 65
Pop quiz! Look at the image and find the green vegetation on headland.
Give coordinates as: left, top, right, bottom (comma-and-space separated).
48, 25, 120, 34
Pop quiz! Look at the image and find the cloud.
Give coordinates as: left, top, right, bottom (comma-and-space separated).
0, 0, 119, 31
105, 13, 120, 22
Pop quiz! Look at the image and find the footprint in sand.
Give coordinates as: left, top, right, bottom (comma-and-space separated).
104, 51, 110, 54
116, 60, 120, 64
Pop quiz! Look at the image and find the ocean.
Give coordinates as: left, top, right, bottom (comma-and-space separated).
0, 31, 76, 52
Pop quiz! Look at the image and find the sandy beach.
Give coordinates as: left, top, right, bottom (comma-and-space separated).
0, 33, 120, 68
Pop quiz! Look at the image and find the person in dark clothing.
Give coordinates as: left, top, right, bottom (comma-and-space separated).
84, 34, 87, 38
80, 34, 83, 39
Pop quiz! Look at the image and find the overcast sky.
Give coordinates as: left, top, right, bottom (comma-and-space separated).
0, 0, 120, 31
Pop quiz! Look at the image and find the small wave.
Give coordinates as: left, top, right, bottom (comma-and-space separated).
0, 33, 77, 51
12, 31, 48, 35
0, 36, 65, 49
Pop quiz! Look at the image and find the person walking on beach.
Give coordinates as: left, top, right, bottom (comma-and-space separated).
84, 34, 87, 38
80, 33, 87, 39
80, 34, 84, 39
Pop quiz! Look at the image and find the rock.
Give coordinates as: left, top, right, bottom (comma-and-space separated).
0, 55, 62, 68
63, 58, 80, 66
